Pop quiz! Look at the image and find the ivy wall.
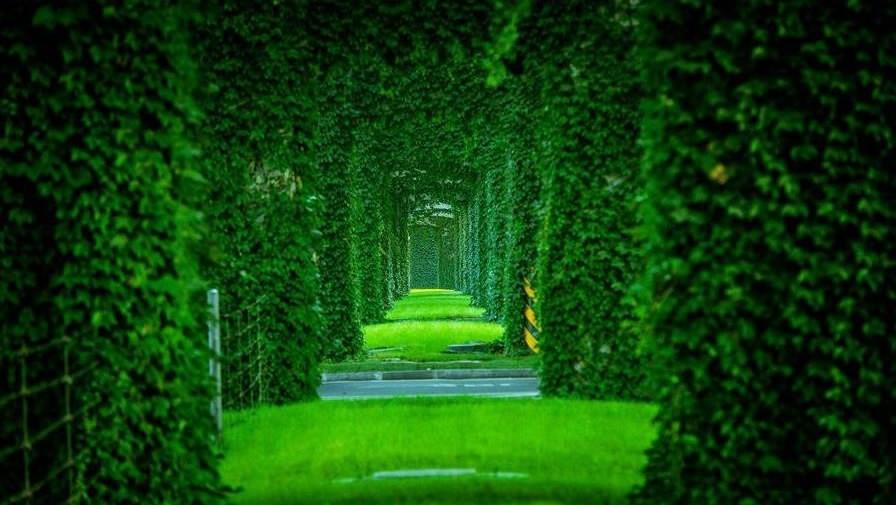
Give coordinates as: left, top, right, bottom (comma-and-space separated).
2, 2, 220, 503
196, 0, 322, 403
634, 2, 896, 504
409, 224, 440, 288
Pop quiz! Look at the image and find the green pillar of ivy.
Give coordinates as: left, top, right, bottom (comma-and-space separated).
1, 2, 220, 502
195, 0, 321, 401
484, 162, 508, 321
529, 1, 643, 399
634, 2, 896, 504
502, 110, 540, 354
350, 145, 387, 324
316, 68, 363, 361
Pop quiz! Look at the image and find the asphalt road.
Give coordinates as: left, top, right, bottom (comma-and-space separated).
318, 377, 540, 400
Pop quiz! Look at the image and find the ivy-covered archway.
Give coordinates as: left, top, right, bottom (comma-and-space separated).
3, 1, 893, 504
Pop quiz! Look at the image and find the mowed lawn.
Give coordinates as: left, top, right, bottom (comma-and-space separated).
324, 289, 537, 371
221, 398, 657, 505
364, 320, 502, 361
385, 289, 485, 320
368, 289, 500, 362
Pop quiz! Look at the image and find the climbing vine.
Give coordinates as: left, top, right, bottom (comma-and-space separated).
531, 1, 643, 399
9, 3, 893, 504
2, 2, 219, 502
633, 2, 896, 504
196, 0, 322, 401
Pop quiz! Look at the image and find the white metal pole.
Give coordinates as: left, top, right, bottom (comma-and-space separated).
207, 289, 222, 436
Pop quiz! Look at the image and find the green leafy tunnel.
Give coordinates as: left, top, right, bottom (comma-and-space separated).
2, 1, 894, 505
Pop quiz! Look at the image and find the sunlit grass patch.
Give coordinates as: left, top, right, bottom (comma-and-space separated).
364, 320, 503, 361
222, 397, 657, 505
321, 289, 535, 371
385, 289, 485, 320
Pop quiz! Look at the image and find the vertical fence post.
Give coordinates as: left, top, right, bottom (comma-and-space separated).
207, 289, 223, 437
237, 310, 244, 410
257, 301, 264, 405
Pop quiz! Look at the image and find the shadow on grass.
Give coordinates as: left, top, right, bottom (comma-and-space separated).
235, 478, 631, 505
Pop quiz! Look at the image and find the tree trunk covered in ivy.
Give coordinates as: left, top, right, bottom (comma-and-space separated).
484, 156, 509, 321
391, 193, 411, 298
465, 189, 485, 306
501, 85, 541, 354
350, 143, 388, 324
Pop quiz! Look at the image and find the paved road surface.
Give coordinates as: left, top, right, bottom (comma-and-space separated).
319, 377, 539, 399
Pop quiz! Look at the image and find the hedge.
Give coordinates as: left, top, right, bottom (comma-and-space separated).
1, 2, 220, 503
196, 0, 321, 403
316, 66, 363, 361
517, 1, 644, 399
437, 216, 460, 290
409, 224, 440, 289
634, 2, 896, 504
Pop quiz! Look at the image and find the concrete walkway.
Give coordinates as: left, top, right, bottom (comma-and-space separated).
319, 377, 539, 400
322, 367, 536, 382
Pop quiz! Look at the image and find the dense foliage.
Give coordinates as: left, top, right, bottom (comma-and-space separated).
315, 67, 365, 360
633, 2, 896, 504
410, 225, 440, 288
483, 0, 646, 395
531, 1, 643, 399
196, 0, 322, 402
1, 2, 219, 503
4, 1, 894, 503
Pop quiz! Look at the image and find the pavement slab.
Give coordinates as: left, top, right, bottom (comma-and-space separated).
318, 377, 540, 399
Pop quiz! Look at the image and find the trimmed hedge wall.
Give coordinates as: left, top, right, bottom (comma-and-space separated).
634, 2, 896, 504
409, 224, 440, 288
196, 0, 321, 403
351, 145, 388, 324
1, 2, 220, 503
522, 1, 644, 399
437, 217, 460, 290
316, 68, 363, 360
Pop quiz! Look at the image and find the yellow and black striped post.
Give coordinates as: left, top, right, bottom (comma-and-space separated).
523, 276, 540, 353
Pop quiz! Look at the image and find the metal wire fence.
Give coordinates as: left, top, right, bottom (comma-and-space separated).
218, 292, 269, 412
1, 291, 266, 504
1, 336, 94, 505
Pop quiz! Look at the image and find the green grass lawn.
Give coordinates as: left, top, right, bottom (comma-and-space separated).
322, 289, 535, 372
221, 398, 657, 505
385, 289, 486, 320
364, 320, 502, 361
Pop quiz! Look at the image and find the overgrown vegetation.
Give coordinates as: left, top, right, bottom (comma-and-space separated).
2, 2, 218, 503
196, 0, 322, 403
3, 0, 893, 504
632, 2, 896, 504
